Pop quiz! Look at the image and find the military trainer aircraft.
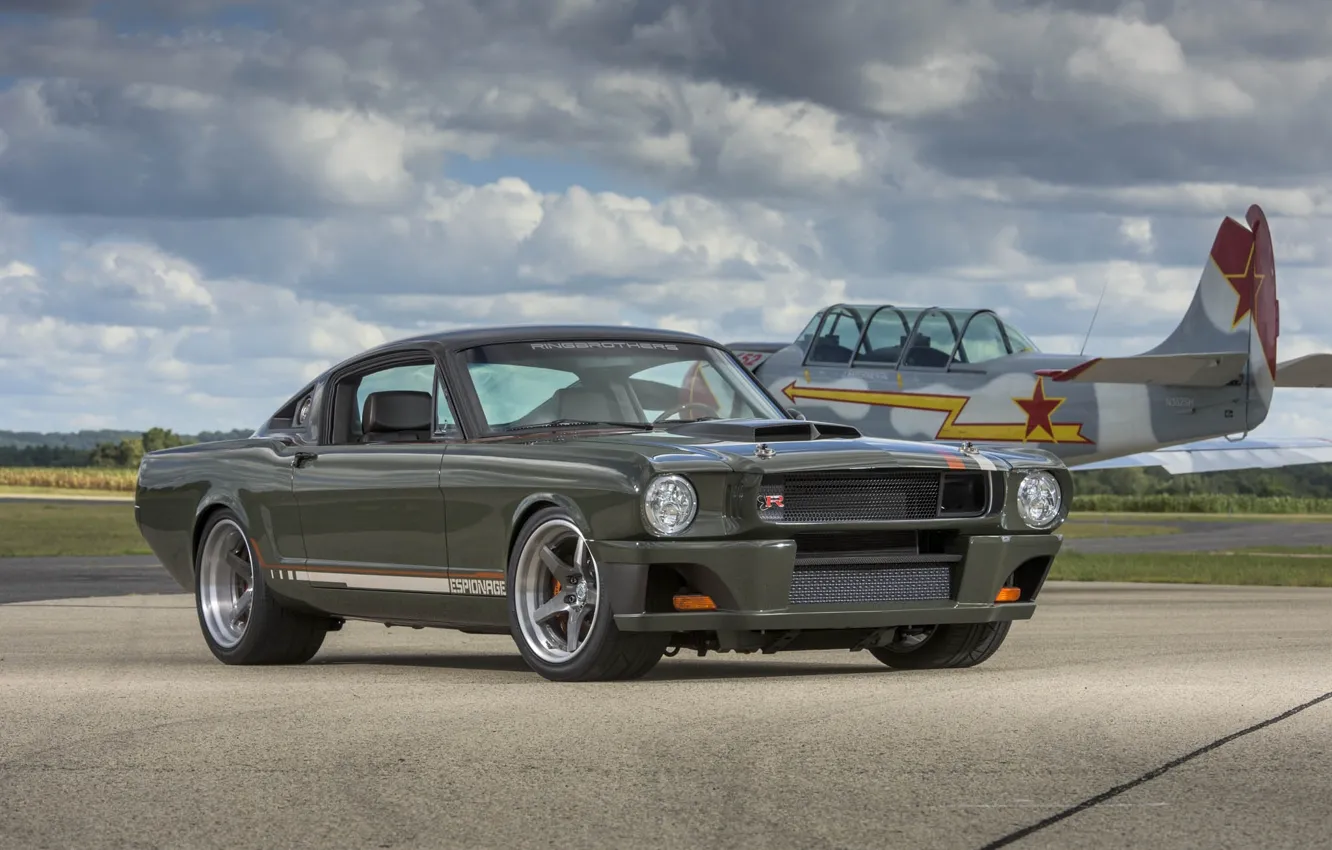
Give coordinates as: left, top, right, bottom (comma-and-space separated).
719, 204, 1332, 474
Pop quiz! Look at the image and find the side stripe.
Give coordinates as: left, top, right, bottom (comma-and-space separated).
265, 567, 505, 597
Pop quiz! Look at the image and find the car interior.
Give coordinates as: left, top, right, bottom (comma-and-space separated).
358, 390, 434, 443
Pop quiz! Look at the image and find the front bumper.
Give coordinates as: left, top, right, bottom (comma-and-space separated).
591, 533, 1062, 634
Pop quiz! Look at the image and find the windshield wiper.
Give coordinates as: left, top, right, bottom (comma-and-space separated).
501, 419, 656, 432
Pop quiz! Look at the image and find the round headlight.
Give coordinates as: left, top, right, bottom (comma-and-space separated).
1016, 470, 1062, 528
643, 474, 697, 536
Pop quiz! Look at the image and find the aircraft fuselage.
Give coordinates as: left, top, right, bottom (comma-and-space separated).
749, 347, 1255, 468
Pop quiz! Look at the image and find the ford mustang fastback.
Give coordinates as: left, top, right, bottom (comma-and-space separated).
135, 325, 1071, 681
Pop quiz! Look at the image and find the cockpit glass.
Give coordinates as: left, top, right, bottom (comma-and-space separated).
901, 310, 958, 368
952, 312, 1011, 364
1003, 323, 1040, 353
804, 304, 1041, 368
855, 307, 921, 365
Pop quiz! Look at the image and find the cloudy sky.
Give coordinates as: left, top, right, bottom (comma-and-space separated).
1, 0, 1330, 436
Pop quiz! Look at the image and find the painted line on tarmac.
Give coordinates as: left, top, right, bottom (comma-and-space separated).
977, 689, 1332, 849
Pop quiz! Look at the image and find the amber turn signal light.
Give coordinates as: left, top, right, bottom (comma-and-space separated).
995, 587, 1021, 603
672, 593, 717, 611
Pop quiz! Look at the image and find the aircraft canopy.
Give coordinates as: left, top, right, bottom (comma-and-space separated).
793, 304, 1040, 369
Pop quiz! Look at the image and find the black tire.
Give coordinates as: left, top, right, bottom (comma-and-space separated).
506, 507, 668, 682
194, 509, 330, 665
868, 621, 1012, 670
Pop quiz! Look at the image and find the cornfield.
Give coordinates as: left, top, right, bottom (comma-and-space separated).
0, 466, 138, 492
1071, 493, 1332, 514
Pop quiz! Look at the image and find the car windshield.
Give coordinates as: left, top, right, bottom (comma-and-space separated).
461, 339, 787, 433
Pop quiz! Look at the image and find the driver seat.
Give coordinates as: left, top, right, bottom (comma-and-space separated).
360, 390, 432, 442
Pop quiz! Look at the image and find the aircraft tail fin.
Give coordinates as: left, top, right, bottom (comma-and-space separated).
1146, 205, 1277, 374
1048, 206, 1278, 430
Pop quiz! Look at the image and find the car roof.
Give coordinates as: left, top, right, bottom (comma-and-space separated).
398, 323, 718, 351
316, 323, 725, 382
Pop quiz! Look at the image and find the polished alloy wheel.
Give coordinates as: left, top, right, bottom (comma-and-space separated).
198, 518, 255, 649
513, 518, 600, 664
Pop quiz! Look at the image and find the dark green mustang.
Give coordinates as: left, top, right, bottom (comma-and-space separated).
135, 325, 1072, 681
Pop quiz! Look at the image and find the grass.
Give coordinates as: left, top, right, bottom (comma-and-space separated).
1049, 550, 1332, 587
0, 501, 151, 558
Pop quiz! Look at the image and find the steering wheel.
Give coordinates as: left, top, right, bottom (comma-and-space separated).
653, 401, 721, 423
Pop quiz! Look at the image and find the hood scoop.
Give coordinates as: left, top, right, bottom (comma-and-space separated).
665, 418, 862, 443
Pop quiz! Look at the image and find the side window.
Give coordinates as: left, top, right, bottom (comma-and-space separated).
901, 310, 958, 369
342, 362, 437, 444
806, 308, 861, 365
855, 308, 919, 365
953, 313, 1011, 365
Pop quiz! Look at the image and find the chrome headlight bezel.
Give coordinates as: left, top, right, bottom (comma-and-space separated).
1016, 469, 1063, 528
642, 474, 698, 536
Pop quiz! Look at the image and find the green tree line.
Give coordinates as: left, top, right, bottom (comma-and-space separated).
1073, 464, 1332, 499
0, 428, 251, 468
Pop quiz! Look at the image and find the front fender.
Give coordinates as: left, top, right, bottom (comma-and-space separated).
510, 491, 597, 540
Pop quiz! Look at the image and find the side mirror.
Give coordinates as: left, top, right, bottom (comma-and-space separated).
786, 407, 806, 420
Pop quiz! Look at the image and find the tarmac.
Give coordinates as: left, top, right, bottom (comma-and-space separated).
2, 572, 1330, 849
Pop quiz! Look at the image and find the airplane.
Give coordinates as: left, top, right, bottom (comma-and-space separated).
718, 203, 1332, 475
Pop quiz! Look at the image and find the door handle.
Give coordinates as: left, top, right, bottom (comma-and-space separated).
291, 451, 317, 468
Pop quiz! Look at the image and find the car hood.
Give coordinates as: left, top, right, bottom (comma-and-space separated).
518, 418, 1056, 475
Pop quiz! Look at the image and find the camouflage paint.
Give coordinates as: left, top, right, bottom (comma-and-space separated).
736, 205, 1294, 470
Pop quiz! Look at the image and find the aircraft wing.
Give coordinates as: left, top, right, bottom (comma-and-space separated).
1275, 354, 1332, 388
1071, 435, 1332, 474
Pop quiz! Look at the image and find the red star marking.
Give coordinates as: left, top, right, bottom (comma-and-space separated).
1013, 378, 1063, 441
1212, 216, 1258, 327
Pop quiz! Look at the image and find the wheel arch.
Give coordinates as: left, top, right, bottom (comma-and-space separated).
191, 495, 250, 573
507, 493, 594, 558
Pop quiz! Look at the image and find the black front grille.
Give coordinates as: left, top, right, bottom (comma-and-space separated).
786, 532, 960, 605
789, 563, 953, 605
758, 469, 987, 523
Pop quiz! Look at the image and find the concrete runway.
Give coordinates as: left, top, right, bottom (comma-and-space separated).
2, 583, 1330, 850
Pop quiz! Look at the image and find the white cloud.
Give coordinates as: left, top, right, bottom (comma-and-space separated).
1119, 217, 1155, 254
0, 240, 394, 431
1063, 17, 1255, 120
1, 0, 1331, 445
862, 52, 991, 117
